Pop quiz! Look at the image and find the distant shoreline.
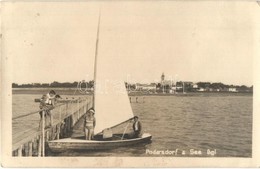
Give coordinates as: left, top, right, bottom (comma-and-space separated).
12, 88, 90, 95
12, 88, 253, 96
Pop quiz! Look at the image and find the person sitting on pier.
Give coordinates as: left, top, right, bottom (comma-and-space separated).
84, 108, 96, 140
133, 116, 142, 138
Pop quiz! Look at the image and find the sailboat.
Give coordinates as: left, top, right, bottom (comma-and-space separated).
48, 13, 152, 152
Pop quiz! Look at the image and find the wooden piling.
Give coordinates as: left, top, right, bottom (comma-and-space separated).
66, 102, 68, 116
42, 111, 45, 157
51, 127, 56, 140
71, 114, 74, 126
59, 106, 62, 122
18, 145, 23, 157
24, 142, 29, 156
46, 130, 49, 141
67, 117, 70, 134
70, 116, 72, 131
77, 101, 79, 119
32, 138, 37, 156
28, 141, 33, 156
13, 149, 18, 156
61, 121, 65, 138
38, 136, 42, 157
57, 124, 60, 139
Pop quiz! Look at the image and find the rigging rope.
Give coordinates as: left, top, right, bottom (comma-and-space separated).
121, 121, 131, 140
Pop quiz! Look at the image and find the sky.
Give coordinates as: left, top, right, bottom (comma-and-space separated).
3, 1, 259, 86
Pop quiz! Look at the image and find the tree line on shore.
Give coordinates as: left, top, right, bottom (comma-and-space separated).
12, 81, 253, 93
157, 82, 253, 93
12, 81, 94, 88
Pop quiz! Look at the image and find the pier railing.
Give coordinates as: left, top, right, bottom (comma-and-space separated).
12, 97, 93, 157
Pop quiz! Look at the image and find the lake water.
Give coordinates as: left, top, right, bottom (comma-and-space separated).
12, 93, 252, 157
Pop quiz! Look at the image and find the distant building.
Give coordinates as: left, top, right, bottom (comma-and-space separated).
176, 86, 183, 90
212, 89, 220, 92
171, 86, 177, 90
135, 83, 156, 91
228, 88, 237, 92
193, 84, 198, 88
198, 88, 205, 92
161, 73, 173, 86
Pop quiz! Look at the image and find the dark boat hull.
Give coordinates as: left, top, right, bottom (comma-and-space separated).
48, 133, 152, 152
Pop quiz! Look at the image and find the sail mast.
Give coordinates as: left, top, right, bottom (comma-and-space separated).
93, 10, 101, 109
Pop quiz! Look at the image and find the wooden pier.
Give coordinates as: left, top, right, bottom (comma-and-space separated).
12, 97, 93, 157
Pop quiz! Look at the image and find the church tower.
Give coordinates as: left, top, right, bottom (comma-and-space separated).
161, 72, 165, 83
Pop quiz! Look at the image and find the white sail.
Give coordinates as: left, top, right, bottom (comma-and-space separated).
92, 14, 134, 134
94, 63, 134, 134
